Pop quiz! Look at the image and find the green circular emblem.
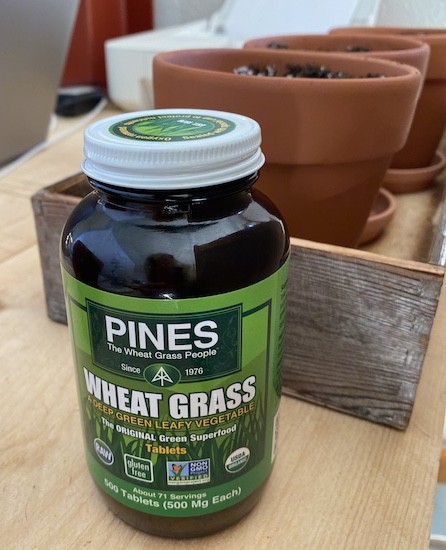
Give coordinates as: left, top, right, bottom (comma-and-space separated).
144, 363, 181, 388
225, 447, 250, 473
110, 114, 236, 142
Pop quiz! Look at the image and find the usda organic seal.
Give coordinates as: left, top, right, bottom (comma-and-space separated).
225, 447, 250, 473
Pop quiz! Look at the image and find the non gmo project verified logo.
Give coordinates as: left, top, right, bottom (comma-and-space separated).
167, 459, 211, 486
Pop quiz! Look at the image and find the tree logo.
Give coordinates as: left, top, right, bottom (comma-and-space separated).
144, 363, 181, 388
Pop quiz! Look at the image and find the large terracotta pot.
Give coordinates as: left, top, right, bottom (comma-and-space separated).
330, 27, 446, 175
153, 48, 421, 246
244, 33, 430, 80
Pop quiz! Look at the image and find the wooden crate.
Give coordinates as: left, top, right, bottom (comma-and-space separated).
31, 174, 91, 324
31, 173, 445, 430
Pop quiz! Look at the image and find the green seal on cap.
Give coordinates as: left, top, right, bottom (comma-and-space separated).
109, 113, 236, 142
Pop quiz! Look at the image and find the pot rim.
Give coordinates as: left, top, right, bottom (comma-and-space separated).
329, 27, 446, 78
155, 48, 421, 87
244, 34, 430, 78
244, 33, 428, 54
331, 26, 446, 42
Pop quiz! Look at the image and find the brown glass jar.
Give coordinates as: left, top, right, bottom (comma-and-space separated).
61, 109, 289, 537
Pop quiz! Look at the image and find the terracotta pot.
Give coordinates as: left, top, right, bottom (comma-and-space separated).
330, 27, 446, 172
244, 33, 430, 80
152, 48, 421, 246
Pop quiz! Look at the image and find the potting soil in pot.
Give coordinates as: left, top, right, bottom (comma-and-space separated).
233, 64, 383, 78
266, 42, 372, 52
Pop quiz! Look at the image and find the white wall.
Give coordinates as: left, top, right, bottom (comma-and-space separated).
153, 0, 381, 34
376, 0, 446, 26
153, 0, 225, 29
153, 0, 446, 31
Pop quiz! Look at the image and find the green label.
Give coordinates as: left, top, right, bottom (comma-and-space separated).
62, 261, 289, 518
109, 113, 236, 142
87, 302, 242, 381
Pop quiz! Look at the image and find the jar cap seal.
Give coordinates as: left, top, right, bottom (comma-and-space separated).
82, 108, 265, 189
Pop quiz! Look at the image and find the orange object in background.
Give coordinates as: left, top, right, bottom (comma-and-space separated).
61, 0, 153, 89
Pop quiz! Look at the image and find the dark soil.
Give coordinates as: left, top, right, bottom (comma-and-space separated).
232, 63, 383, 79
266, 42, 290, 49
266, 42, 372, 52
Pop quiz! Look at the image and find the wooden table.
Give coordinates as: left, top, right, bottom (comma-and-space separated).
2, 106, 446, 549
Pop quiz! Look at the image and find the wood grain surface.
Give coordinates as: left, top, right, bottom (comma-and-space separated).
283, 241, 444, 429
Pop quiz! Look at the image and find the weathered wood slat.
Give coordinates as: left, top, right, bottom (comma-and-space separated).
31, 174, 91, 323
283, 242, 444, 429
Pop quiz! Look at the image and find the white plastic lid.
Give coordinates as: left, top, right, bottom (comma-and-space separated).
82, 108, 265, 189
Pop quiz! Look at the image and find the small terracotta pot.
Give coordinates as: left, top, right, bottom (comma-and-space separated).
153, 48, 421, 246
244, 33, 430, 80
330, 27, 446, 171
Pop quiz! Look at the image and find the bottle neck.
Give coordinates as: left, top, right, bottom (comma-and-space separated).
87, 173, 259, 209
